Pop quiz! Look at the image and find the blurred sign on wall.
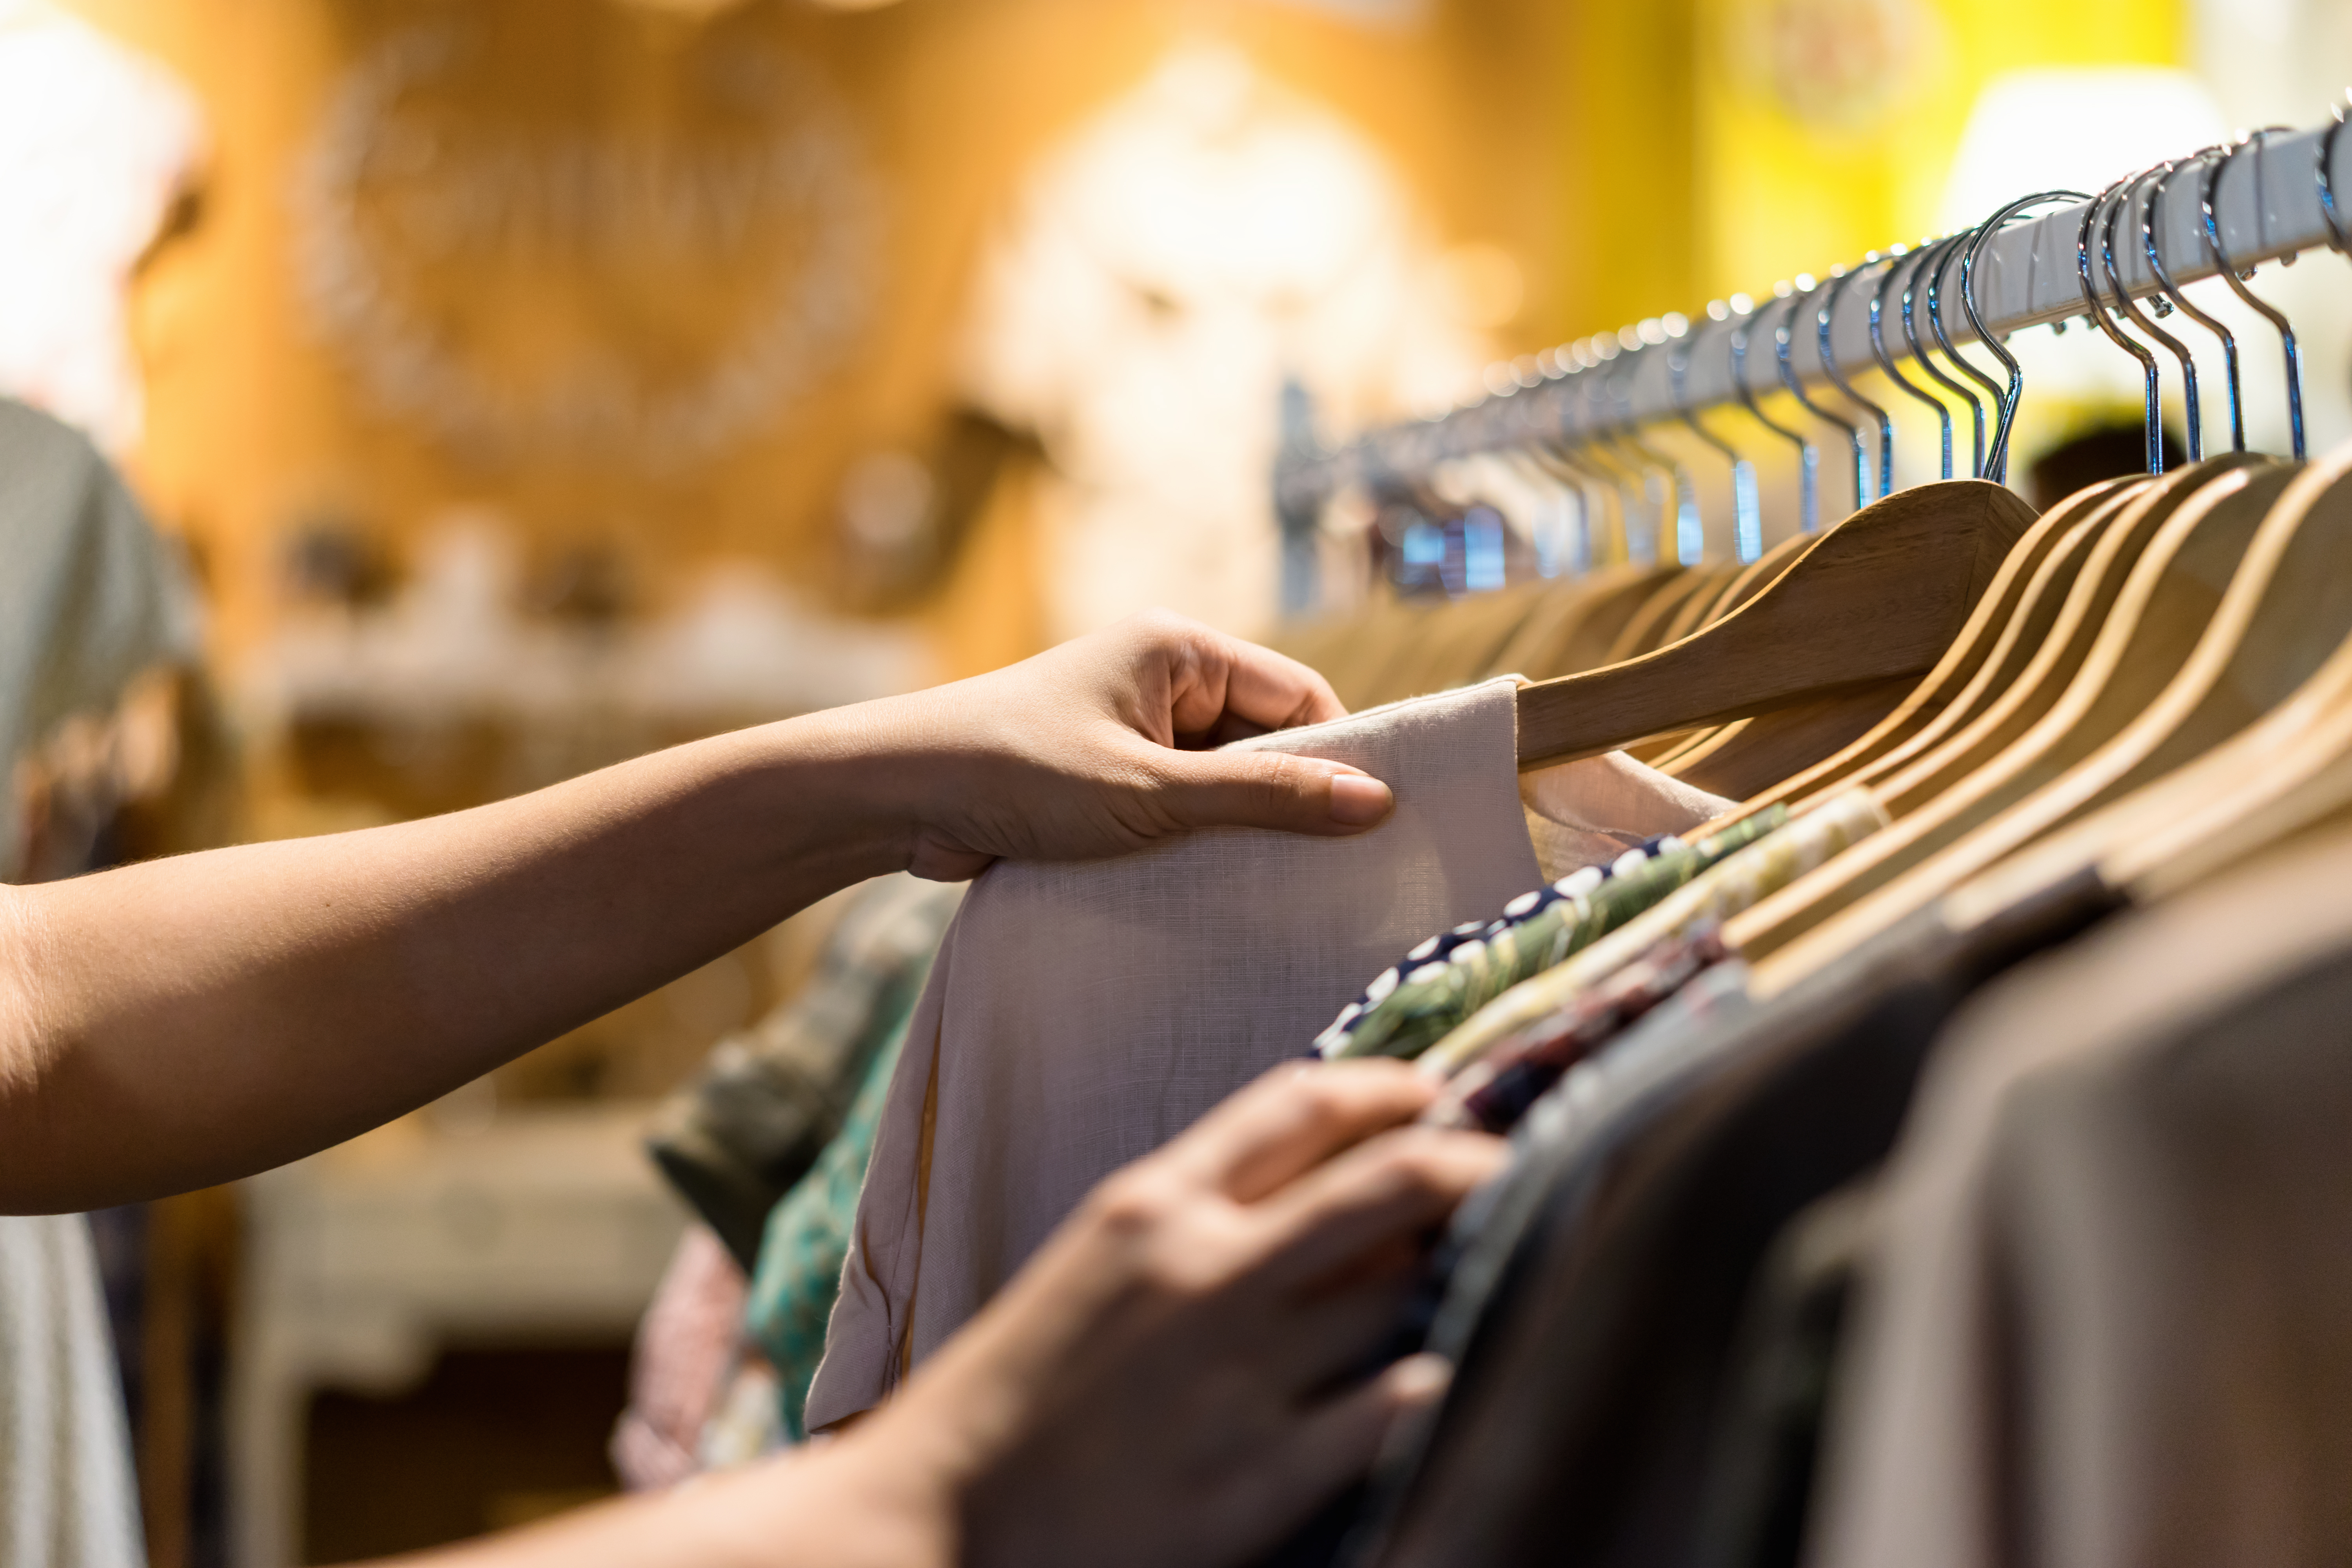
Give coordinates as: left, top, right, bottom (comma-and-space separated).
293, 22, 882, 472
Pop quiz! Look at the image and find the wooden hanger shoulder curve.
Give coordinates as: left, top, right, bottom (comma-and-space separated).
1737, 456, 2294, 969
1706, 475, 2140, 827
1909, 465, 2352, 956
1637, 541, 1829, 773
1598, 565, 1720, 665
1731, 457, 2263, 958
1405, 581, 1552, 696
1709, 532, 1813, 622
1656, 562, 1749, 647
1485, 564, 1642, 680
1675, 482, 2141, 808
1869, 456, 2263, 817
1513, 479, 2034, 769
1508, 564, 1688, 679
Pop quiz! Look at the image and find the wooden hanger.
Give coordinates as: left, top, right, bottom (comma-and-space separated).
1401, 581, 1552, 694
1488, 562, 1641, 678
1642, 526, 1922, 783
1699, 475, 2141, 826
1598, 564, 1724, 665
1619, 539, 1819, 771
1750, 446, 2314, 973
1664, 677, 1920, 798
1924, 446, 2352, 879
1732, 456, 2266, 955
1751, 446, 2352, 1004
1513, 478, 2033, 768
1654, 561, 1748, 646
1869, 456, 2267, 817
1711, 532, 1813, 617
1501, 564, 1687, 679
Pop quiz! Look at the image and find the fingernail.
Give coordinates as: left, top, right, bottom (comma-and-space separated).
1328, 773, 1394, 826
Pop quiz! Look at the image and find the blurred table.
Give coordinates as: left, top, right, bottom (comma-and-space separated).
230, 1103, 685, 1568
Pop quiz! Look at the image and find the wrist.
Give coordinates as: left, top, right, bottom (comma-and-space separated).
753, 694, 953, 880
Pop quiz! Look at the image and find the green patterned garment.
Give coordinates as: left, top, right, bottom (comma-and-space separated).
1314, 805, 1789, 1062
746, 952, 933, 1442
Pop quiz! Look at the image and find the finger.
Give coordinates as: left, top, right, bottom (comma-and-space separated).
1185, 630, 1349, 733
1121, 612, 1346, 737
1250, 1126, 1506, 1294
1144, 745, 1394, 838
1161, 1060, 1436, 1203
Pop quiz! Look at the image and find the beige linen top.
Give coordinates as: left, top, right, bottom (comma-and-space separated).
806, 678, 1731, 1429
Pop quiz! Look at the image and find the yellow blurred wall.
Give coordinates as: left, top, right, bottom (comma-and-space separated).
61, 0, 1582, 674
56, 0, 2191, 681
1695, 0, 2183, 305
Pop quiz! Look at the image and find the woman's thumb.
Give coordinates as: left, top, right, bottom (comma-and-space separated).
1151, 750, 1394, 838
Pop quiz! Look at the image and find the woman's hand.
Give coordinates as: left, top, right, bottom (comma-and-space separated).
853, 611, 1395, 880
411, 1062, 1499, 1568
849, 1059, 1507, 1568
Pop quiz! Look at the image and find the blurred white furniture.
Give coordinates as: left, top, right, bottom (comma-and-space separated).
230, 1103, 686, 1568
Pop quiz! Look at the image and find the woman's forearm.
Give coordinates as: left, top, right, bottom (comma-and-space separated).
0, 705, 921, 1212
0, 615, 1387, 1213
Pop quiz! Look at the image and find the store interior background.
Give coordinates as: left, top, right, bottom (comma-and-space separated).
7, 0, 2348, 1562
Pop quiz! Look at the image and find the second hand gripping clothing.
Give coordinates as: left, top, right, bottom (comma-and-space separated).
805, 678, 1732, 1429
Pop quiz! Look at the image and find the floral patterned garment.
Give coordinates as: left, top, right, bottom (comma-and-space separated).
1424, 923, 1733, 1134
1414, 788, 1889, 1081
1316, 807, 1789, 1062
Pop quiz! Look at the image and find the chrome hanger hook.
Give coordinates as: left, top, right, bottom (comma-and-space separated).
1869, 248, 1953, 481
1541, 354, 1635, 566
2149, 151, 2245, 453
1605, 340, 1700, 565
1922, 231, 2004, 477
1773, 280, 1868, 517
2076, 176, 2165, 473
1900, 233, 1985, 476
1671, 317, 1762, 563
1820, 263, 1894, 498
1728, 296, 1819, 532
2105, 164, 2203, 462
1961, 189, 2087, 485
2202, 128, 2304, 459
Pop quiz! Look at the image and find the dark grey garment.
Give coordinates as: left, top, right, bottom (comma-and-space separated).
0, 396, 196, 880
1346, 869, 2118, 1568
1691, 1181, 1880, 1568
645, 875, 964, 1271
1812, 829, 2352, 1568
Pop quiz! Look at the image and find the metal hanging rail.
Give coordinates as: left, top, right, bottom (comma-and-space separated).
1276, 121, 2351, 516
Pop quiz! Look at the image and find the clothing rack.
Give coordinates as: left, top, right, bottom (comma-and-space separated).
1276, 121, 2352, 524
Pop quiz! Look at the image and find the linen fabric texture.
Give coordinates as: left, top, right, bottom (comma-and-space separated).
805, 678, 1731, 1429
